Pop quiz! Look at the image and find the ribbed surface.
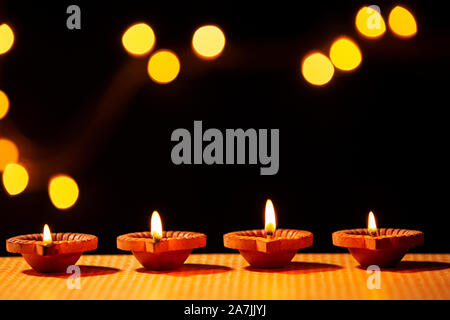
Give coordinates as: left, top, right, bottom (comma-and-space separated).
8, 233, 96, 242
117, 231, 207, 252
118, 231, 205, 240
332, 228, 424, 250
6, 233, 98, 255
342, 228, 422, 236
0, 254, 448, 300
228, 229, 311, 239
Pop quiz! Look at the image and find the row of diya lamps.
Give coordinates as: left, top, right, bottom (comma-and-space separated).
6, 199, 424, 273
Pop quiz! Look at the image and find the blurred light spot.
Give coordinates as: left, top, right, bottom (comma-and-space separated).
355, 6, 386, 38
0, 90, 9, 119
329, 37, 362, 71
192, 25, 226, 59
0, 24, 14, 55
49, 175, 79, 210
2, 163, 28, 196
388, 6, 417, 38
0, 138, 19, 171
147, 50, 180, 84
122, 23, 156, 56
301, 52, 334, 86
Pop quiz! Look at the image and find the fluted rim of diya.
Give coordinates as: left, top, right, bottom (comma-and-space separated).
332, 228, 424, 250
223, 229, 313, 253
117, 231, 207, 253
6, 233, 98, 255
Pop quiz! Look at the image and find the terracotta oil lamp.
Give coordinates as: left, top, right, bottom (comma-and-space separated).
332, 211, 424, 267
117, 211, 207, 270
223, 199, 313, 268
6, 224, 98, 273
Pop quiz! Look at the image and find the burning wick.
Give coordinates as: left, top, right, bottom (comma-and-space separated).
368, 211, 378, 236
42, 224, 53, 246
265, 199, 276, 238
151, 211, 163, 243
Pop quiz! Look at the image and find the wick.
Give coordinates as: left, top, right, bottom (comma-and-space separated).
266, 231, 274, 239
369, 230, 378, 237
42, 241, 53, 248
153, 237, 161, 244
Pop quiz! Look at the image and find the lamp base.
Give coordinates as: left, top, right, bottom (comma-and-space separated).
22, 253, 82, 273
132, 250, 192, 270
239, 250, 297, 268
348, 247, 409, 268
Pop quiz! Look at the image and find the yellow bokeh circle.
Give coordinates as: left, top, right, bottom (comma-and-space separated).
48, 175, 80, 210
0, 24, 14, 55
147, 50, 180, 84
301, 52, 335, 86
329, 37, 362, 71
388, 6, 417, 38
122, 23, 156, 56
355, 6, 386, 39
192, 25, 226, 59
0, 90, 9, 119
2, 163, 28, 196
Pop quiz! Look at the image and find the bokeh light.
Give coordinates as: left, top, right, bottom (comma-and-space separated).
355, 6, 386, 38
122, 23, 156, 56
192, 25, 226, 59
0, 138, 19, 171
147, 50, 180, 84
301, 52, 335, 86
0, 90, 9, 119
2, 163, 28, 196
329, 37, 362, 71
388, 6, 417, 38
0, 24, 14, 55
48, 175, 80, 210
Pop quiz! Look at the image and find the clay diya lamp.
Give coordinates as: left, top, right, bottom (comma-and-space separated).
223, 199, 313, 268
332, 211, 424, 267
6, 224, 98, 273
117, 211, 207, 270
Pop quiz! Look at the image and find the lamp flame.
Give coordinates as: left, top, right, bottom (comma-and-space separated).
368, 211, 377, 236
151, 211, 163, 241
43, 224, 52, 246
264, 199, 276, 235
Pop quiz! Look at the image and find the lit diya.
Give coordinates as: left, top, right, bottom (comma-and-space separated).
332, 211, 424, 267
6, 225, 98, 273
223, 199, 313, 268
117, 211, 207, 270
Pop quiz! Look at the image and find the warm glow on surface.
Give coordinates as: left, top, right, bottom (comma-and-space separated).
48, 175, 79, 210
388, 6, 417, 38
368, 211, 377, 235
0, 90, 9, 119
43, 224, 52, 246
122, 23, 156, 56
192, 25, 226, 59
301, 52, 334, 86
147, 50, 180, 84
264, 199, 276, 234
2, 163, 28, 195
355, 6, 386, 38
0, 139, 19, 171
0, 24, 14, 55
329, 37, 362, 71
151, 211, 163, 240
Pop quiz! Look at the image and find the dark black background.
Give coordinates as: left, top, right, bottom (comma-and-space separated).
0, 0, 448, 256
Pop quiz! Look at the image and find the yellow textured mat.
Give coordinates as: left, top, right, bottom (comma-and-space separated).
0, 253, 448, 300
